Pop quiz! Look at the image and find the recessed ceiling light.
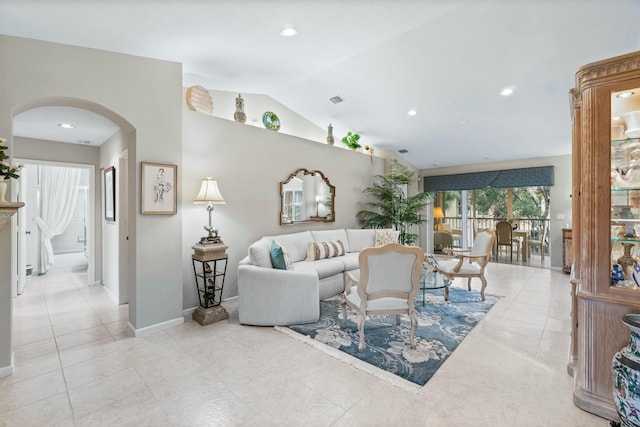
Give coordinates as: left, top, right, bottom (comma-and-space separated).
500, 87, 515, 96
617, 91, 635, 98
280, 27, 298, 37
57, 123, 75, 129
460, 120, 469, 125
408, 109, 417, 116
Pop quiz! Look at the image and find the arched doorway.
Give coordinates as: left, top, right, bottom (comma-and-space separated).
11, 96, 136, 309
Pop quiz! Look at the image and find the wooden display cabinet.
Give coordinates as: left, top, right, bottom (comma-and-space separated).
570, 50, 640, 421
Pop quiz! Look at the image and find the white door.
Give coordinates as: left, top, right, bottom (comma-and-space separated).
15, 168, 29, 295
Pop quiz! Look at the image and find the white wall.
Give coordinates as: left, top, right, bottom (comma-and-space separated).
181, 109, 385, 309
421, 155, 572, 270
204, 89, 328, 144
0, 34, 183, 373
100, 130, 128, 302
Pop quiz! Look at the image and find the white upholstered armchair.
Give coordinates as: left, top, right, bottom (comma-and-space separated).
435, 229, 496, 301
341, 243, 424, 352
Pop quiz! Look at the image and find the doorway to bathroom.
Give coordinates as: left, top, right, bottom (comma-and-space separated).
15, 161, 94, 295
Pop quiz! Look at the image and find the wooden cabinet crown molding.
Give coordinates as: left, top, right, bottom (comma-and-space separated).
575, 50, 640, 90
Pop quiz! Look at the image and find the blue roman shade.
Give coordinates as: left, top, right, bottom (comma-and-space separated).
423, 166, 554, 191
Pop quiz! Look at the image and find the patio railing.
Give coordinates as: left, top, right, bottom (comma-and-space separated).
442, 217, 549, 254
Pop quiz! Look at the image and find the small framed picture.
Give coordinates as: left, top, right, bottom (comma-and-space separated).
141, 162, 177, 215
104, 166, 115, 221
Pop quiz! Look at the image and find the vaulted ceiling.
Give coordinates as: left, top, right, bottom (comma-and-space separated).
2, 0, 639, 169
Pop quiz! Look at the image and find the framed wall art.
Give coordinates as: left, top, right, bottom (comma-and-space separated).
141, 162, 177, 215
104, 166, 116, 221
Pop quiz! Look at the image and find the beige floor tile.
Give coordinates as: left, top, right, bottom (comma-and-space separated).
0, 370, 66, 414
2, 266, 612, 426
62, 350, 131, 390
0, 391, 74, 427
75, 388, 170, 427
55, 325, 111, 351
11, 325, 54, 347
165, 394, 260, 427
67, 368, 146, 418
13, 337, 58, 363
104, 319, 129, 336
58, 336, 120, 368
52, 315, 103, 337
0, 352, 61, 386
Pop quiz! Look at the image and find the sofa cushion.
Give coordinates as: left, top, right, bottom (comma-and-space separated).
346, 229, 376, 253
375, 229, 400, 246
307, 240, 345, 261
311, 229, 350, 252
270, 240, 292, 270
337, 252, 360, 271
248, 238, 272, 268
265, 231, 313, 263
293, 259, 344, 279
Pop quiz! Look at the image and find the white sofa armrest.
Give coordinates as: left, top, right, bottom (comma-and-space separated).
238, 264, 320, 326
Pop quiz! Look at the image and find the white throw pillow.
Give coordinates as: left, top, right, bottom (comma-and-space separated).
374, 229, 400, 246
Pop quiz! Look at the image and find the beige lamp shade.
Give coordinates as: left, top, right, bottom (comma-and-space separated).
194, 177, 226, 204
433, 207, 444, 220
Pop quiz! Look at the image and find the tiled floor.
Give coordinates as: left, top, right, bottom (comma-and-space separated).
1, 265, 610, 426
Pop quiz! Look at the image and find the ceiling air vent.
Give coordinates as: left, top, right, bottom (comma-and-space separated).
398, 149, 409, 154
77, 140, 91, 145
329, 95, 344, 104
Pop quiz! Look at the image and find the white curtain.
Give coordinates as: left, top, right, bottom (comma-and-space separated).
33, 166, 81, 273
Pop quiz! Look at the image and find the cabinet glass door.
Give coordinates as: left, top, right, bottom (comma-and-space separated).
611, 87, 640, 289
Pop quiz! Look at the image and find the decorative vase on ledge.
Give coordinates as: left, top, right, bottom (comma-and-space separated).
0, 180, 6, 204
326, 123, 334, 145
233, 94, 246, 123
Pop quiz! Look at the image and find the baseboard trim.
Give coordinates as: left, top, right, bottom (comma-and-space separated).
573, 387, 618, 422
103, 285, 118, 304
183, 306, 197, 317
127, 317, 184, 337
89, 280, 102, 286
0, 352, 14, 378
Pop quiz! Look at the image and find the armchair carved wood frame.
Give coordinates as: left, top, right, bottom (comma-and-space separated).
434, 229, 496, 301
341, 243, 424, 352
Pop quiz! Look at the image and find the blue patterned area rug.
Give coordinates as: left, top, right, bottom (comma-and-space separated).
275, 287, 499, 391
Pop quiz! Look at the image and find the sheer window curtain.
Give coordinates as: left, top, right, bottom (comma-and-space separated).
32, 166, 81, 273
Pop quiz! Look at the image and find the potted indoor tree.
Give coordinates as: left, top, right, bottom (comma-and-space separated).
357, 160, 431, 245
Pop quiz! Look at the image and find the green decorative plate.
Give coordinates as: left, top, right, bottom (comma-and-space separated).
262, 111, 280, 131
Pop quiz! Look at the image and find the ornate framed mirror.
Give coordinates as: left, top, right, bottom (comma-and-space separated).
280, 168, 335, 225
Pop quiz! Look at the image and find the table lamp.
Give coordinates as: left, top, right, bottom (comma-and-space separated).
433, 207, 444, 230
194, 177, 226, 244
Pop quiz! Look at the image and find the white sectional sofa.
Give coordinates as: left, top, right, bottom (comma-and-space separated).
238, 228, 397, 326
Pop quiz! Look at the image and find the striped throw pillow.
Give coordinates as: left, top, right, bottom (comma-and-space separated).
307, 240, 345, 261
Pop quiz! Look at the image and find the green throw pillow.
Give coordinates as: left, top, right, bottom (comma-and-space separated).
270, 241, 287, 270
